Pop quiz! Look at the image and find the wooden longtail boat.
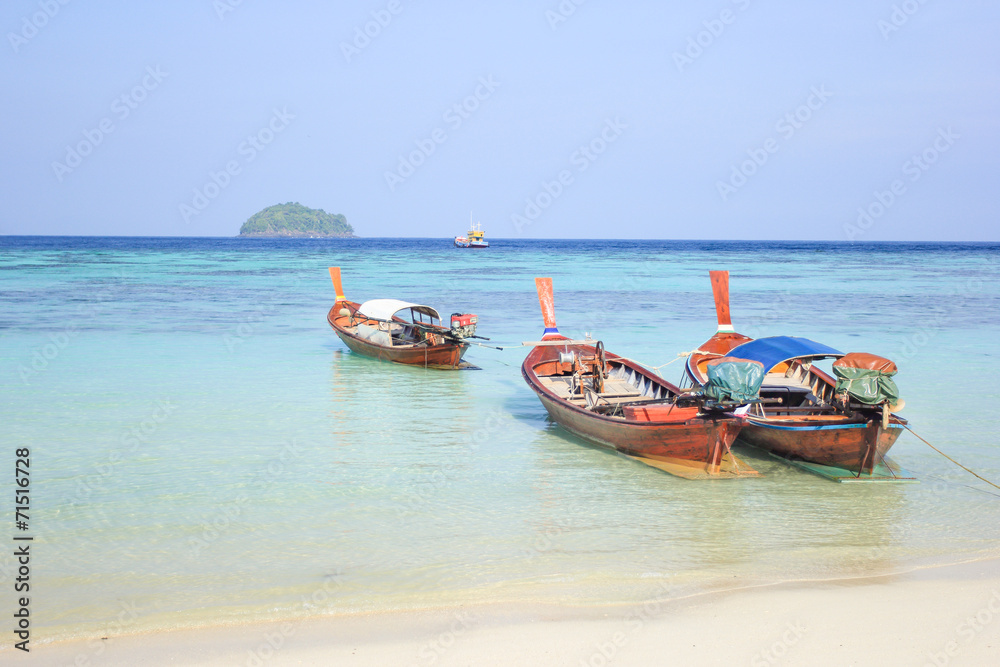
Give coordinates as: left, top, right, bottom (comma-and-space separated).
326, 267, 476, 370
685, 271, 910, 480
520, 277, 760, 479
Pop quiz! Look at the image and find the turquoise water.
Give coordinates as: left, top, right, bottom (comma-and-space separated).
1, 237, 998, 643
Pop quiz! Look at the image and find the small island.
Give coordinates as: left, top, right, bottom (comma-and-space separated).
238, 202, 355, 238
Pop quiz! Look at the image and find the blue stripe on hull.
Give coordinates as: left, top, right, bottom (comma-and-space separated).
747, 420, 867, 431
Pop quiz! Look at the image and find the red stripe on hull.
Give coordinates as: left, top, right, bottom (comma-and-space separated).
522, 342, 742, 469
535, 392, 740, 465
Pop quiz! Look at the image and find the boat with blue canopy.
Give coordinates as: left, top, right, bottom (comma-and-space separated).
683, 271, 911, 482
726, 336, 844, 371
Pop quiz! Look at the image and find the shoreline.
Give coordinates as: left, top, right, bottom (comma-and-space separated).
25, 557, 1000, 665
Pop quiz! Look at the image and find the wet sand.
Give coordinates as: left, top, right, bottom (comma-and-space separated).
29, 559, 1000, 666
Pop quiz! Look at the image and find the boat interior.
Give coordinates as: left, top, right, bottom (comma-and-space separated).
689, 352, 846, 419
748, 359, 843, 418
534, 346, 691, 418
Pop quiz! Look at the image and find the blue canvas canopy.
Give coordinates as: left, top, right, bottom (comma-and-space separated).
726, 336, 843, 373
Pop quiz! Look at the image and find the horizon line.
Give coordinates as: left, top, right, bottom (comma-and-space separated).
1, 234, 998, 244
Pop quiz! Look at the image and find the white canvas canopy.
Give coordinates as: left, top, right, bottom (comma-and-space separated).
356, 299, 441, 322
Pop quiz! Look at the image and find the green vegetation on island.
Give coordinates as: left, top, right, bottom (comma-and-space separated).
238, 202, 355, 238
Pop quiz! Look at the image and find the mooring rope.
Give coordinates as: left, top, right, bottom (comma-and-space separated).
905, 425, 1000, 492
615, 350, 698, 377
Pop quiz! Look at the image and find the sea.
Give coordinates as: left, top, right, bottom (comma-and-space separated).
1, 237, 998, 645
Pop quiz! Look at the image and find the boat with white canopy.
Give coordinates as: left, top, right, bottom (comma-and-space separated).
326, 268, 479, 369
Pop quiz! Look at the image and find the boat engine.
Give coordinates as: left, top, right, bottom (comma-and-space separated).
450, 313, 478, 338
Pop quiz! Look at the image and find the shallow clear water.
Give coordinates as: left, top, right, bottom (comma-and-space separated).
1, 237, 998, 642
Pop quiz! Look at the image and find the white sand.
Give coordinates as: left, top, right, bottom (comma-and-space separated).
28, 559, 1000, 666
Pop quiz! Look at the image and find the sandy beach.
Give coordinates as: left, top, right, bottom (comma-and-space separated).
28, 559, 998, 666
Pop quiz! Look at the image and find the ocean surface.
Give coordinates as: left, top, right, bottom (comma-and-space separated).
1, 237, 998, 645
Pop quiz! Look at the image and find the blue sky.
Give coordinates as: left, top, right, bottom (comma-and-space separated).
2, 1, 997, 240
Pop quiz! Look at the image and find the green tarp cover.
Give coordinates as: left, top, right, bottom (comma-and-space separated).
833, 366, 899, 405
704, 359, 764, 403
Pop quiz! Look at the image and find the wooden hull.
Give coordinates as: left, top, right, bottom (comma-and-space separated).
684, 331, 753, 384
534, 389, 741, 464
738, 415, 905, 475
327, 303, 468, 369
687, 331, 906, 475
522, 339, 753, 478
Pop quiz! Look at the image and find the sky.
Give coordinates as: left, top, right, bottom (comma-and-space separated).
1, 1, 998, 240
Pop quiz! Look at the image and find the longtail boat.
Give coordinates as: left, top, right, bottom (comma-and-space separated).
521, 277, 762, 479
326, 267, 478, 369
685, 271, 911, 481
